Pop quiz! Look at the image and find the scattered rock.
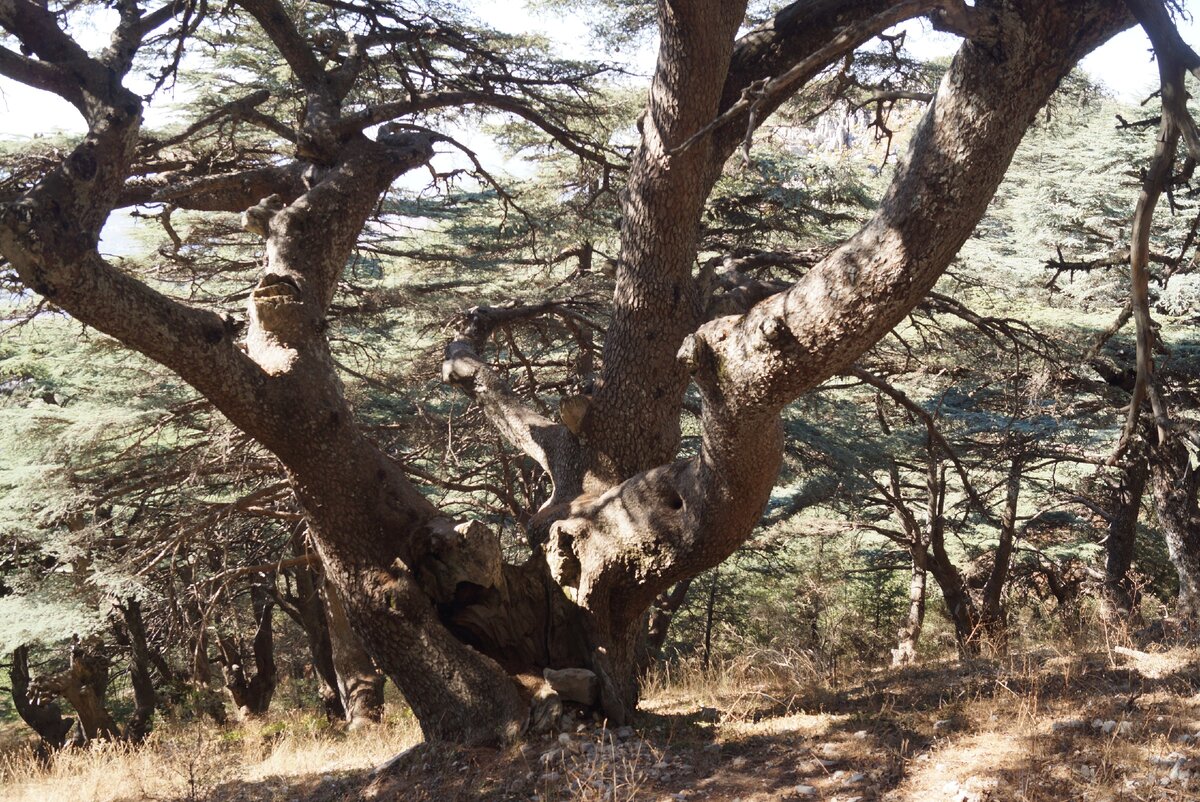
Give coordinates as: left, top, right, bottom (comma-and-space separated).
1052, 718, 1088, 732
543, 667, 599, 706
794, 784, 817, 797
1150, 753, 1185, 767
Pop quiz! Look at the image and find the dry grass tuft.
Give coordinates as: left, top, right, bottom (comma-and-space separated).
0, 709, 421, 802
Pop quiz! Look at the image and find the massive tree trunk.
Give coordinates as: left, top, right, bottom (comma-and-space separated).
0, 0, 1133, 744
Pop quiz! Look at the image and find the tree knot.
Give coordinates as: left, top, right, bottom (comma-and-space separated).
241, 194, 286, 238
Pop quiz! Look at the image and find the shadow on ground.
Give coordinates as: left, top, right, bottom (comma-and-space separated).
171, 647, 1200, 802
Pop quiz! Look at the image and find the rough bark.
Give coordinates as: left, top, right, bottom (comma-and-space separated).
0, 0, 1135, 744
1148, 436, 1200, 624
324, 580, 384, 728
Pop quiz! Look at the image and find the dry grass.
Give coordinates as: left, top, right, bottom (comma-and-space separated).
5, 640, 1200, 801
0, 708, 421, 802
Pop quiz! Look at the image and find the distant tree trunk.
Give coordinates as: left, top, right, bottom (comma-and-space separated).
977, 455, 1023, 645
217, 582, 278, 718
894, 547, 930, 666
276, 544, 345, 721
645, 578, 693, 659
9, 645, 73, 750
1148, 435, 1200, 624
1102, 450, 1149, 622
113, 598, 157, 742
925, 457, 1023, 655
892, 449, 943, 666
926, 515, 983, 654
324, 580, 384, 727
701, 570, 720, 670
28, 636, 121, 742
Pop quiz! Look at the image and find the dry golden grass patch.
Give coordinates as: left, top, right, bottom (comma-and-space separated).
4, 645, 1200, 802
0, 709, 420, 802
719, 710, 843, 741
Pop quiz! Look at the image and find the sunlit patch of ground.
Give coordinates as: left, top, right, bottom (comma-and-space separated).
5, 646, 1200, 801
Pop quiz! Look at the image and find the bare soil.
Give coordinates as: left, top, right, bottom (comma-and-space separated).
188, 646, 1200, 802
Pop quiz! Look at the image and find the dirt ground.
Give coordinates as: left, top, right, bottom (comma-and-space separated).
181, 645, 1200, 802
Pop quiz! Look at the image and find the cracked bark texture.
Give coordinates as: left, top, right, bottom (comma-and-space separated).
0, 0, 1135, 744
1149, 437, 1200, 623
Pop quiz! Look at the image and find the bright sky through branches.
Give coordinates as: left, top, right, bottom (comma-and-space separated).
1, 3, 1193, 139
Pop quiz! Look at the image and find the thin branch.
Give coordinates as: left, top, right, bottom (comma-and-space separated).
674, 0, 959, 156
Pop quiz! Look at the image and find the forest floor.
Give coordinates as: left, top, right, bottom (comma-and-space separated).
4, 644, 1200, 801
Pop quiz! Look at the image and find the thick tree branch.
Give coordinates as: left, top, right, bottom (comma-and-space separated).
686, 0, 986, 160
441, 302, 587, 499
235, 0, 325, 90
0, 45, 81, 105
0, 0, 129, 117
118, 162, 310, 211
338, 90, 620, 168
686, 0, 1132, 420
